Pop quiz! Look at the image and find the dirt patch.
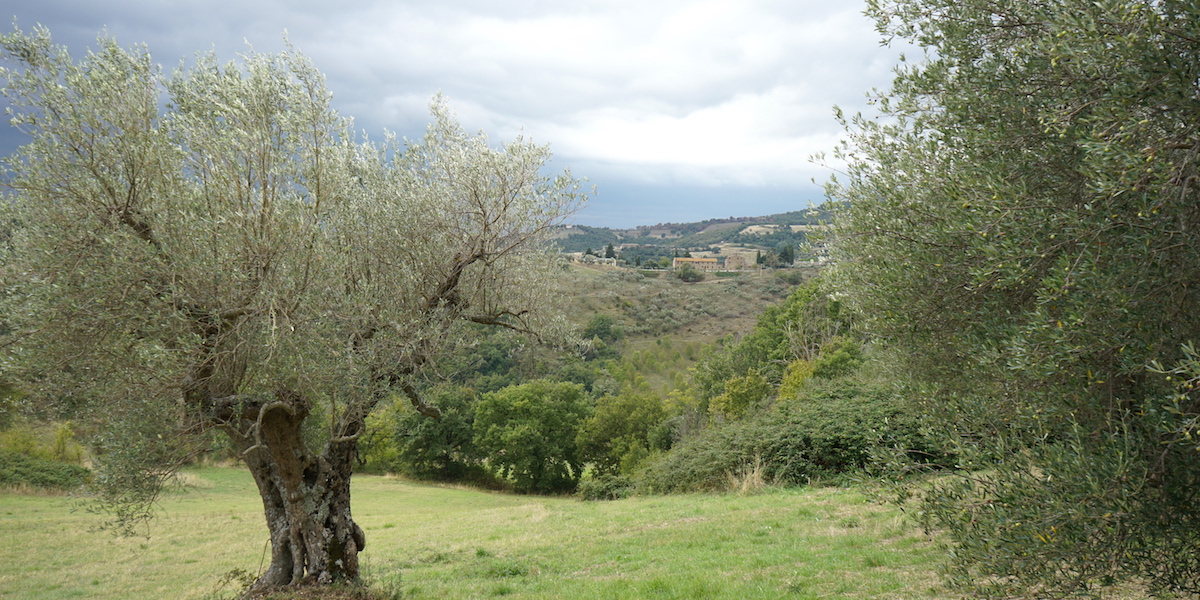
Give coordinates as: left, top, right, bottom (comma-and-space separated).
243, 582, 383, 600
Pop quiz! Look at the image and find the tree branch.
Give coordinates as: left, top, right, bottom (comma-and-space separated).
398, 381, 441, 418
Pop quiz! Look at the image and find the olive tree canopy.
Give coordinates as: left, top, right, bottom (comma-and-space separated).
0, 26, 587, 591
828, 0, 1200, 596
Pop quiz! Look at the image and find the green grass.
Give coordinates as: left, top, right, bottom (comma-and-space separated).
0, 467, 946, 600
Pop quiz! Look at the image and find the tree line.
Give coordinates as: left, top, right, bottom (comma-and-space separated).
352, 279, 933, 501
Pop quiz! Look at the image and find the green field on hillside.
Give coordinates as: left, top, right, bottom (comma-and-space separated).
0, 468, 945, 600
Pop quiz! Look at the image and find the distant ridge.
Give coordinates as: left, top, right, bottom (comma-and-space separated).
552, 209, 829, 254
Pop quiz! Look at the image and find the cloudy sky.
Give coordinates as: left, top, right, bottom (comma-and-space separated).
0, 1, 905, 228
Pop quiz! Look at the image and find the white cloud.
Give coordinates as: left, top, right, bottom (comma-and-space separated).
304, 0, 899, 188
537, 89, 836, 185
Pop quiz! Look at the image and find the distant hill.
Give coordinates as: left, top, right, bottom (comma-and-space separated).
549, 225, 621, 254
553, 209, 830, 263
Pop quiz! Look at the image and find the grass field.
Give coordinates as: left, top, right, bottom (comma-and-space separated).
0, 467, 946, 600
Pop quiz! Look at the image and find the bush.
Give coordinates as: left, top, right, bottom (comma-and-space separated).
675, 264, 704, 282
774, 270, 806, 286
0, 450, 91, 490
0, 421, 85, 464
473, 380, 590, 493
581, 314, 624, 344
777, 359, 816, 401
810, 337, 865, 380
576, 390, 668, 476
690, 280, 854, 400
708, 369, 771, 420
577, 474, 635, 501
635, 379, 942, 493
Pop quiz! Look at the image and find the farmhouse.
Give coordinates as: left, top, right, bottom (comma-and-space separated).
672, 257, 719, 271
722, 254, 748, 270
673, 255, 749, 271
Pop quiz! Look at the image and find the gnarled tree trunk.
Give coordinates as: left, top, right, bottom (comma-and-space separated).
223, 391, 367, 592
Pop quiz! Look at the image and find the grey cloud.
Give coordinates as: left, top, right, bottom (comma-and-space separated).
0, 0, 903, 226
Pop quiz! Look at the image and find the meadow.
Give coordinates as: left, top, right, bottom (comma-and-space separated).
0, 467, 945, 600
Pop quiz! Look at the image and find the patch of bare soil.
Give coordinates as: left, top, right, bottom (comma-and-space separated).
243, 582, 383, 600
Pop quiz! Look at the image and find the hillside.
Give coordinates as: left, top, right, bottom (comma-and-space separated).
552, 209, 829, 255
535, 262, 813, 394
557, 262, 802, 343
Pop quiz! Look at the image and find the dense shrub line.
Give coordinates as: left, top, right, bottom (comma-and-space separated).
0, 450, 91, 490
634, 379, 940, 493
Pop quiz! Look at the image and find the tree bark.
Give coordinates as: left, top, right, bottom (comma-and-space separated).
224, 392, 366, 592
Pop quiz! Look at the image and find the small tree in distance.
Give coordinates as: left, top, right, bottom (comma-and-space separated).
472, 380, 590, 493
361, 385, 482, 481
676, 264, 705, 282
576, 389, 668, 476
0, 27, 587, 593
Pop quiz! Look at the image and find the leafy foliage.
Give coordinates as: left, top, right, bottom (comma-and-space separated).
635, 379, 938, 494
575, 473, 635, 501
360, 386, 483, 481
707, 369, 771, 420
808, 337, 865, 381
0, 450, 91, 490
829, 0, 1200, 595
693, 280, 852, 401
0, 421, 84, 464
473, 380, 590, 493
674, 264, 705, 282
576, 389, 669, 476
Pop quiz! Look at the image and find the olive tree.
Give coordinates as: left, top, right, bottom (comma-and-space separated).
0, 27, 586, 591
828, 0, 1200, 596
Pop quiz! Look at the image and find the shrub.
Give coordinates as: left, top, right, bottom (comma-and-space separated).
675, 264, 704, 282
708, 369, 771, 421
635, 379, 942, 493
0, 421, 85, 464
576, 390, 668, 476
360, 386, 483, 480
810, 337, 865, 380
576, 474, 635, 501
778, 360, 816, 401
0, 450, 91, 490
691, 280, 853, 400
581, 314, 624, 344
